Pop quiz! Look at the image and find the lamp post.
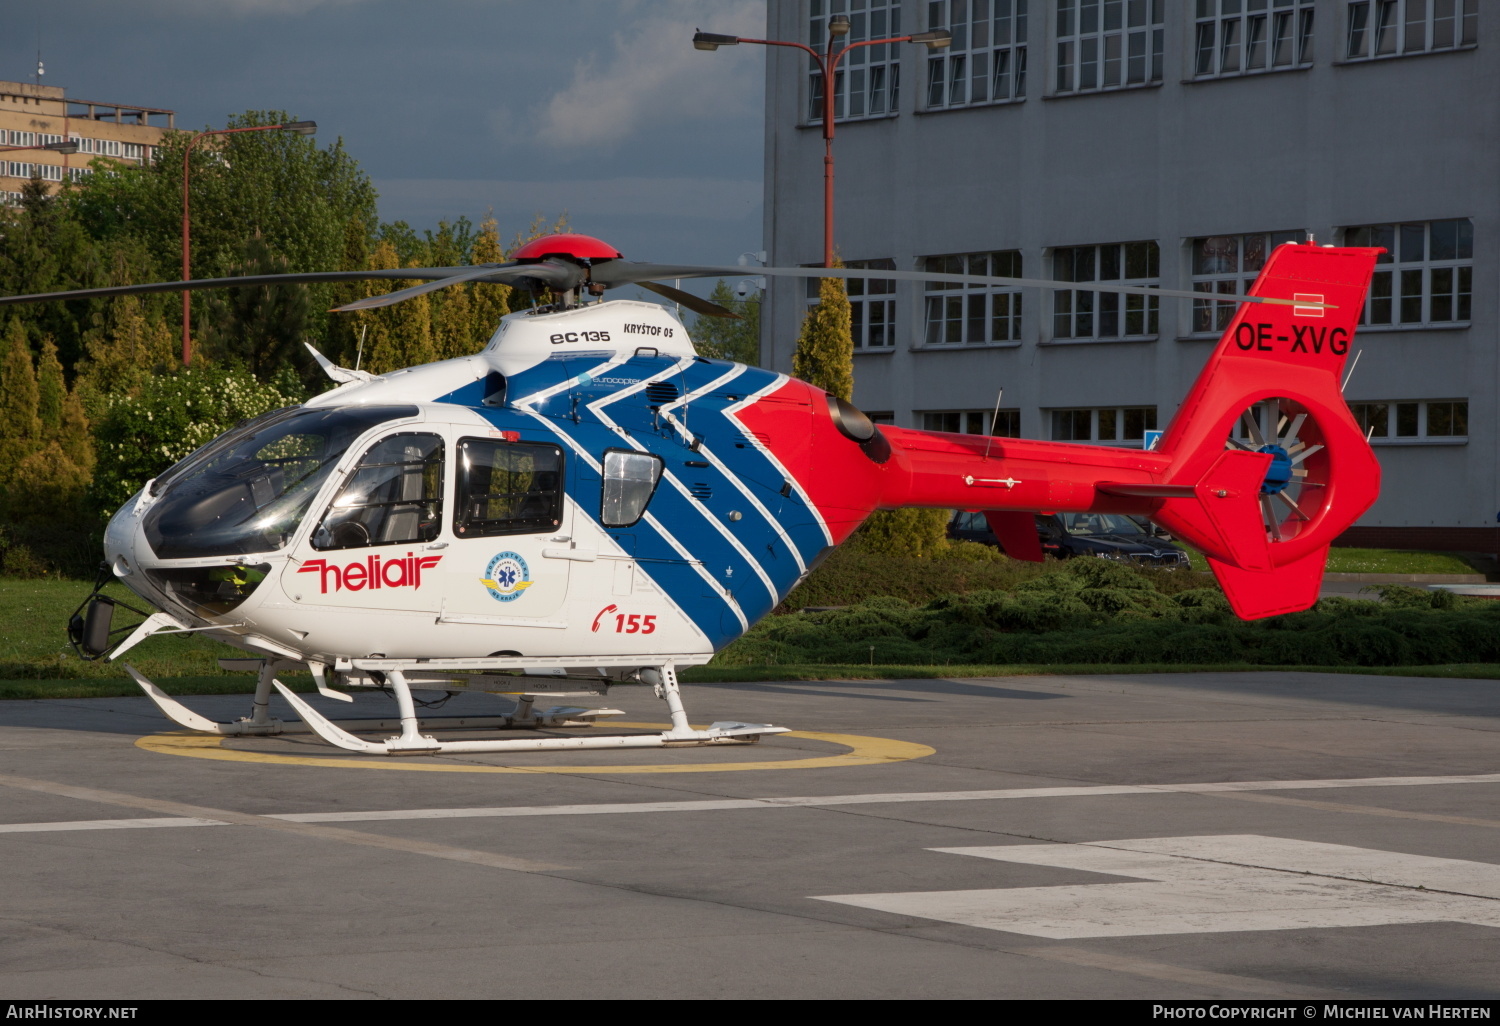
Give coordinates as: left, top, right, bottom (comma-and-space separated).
695, 20, 949, 267
0, 140, 80, 154
180, 120, 316, 366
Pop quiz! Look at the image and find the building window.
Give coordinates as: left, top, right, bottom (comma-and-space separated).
809, 0, 903, 122
67, 167, 92, 183
1345, 0, 1477, 60
1052, 241, 1159, 340
1055, 0, 1164, 94
805, 259, 898, 348
1343, 219, 1472, 326
1349, 399, 1468, 441
921, 409, 1022, 436
1049, 405, 1157, 442
924, 0, 1029, 108
6, 131, 35, 147
922, 250, 1023, 344
36, 164, 63, 182
1194, 0, 1315, 77
1190, 230, 1306, 334
849, 259, 898, 348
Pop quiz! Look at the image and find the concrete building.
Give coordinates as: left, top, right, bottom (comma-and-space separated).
0, 80, 173, 205
758, 0, 1494, 550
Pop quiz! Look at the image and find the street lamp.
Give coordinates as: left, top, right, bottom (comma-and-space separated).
0, 140, 80, 154
180, 120, 317, 366
693, 23, 949, 267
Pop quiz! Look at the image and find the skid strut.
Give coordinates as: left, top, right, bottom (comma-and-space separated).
272, 664, 784, 755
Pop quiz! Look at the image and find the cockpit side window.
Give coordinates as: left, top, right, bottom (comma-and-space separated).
599, 449, 663, 527
312, 433, 445, 551
455, 439, 563, 538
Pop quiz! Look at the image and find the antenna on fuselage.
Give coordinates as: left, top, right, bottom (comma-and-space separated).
983, 387, 1005, 462
354, 325, 367, 372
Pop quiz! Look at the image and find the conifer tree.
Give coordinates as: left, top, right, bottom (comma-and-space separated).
1, 321, 41, 444
0, 319, 42, 487
690, 280, 761, 364
791, 270, 853, 402
35, 338, 65, 439
467, 214, 511, 346
360, 243, 436, 373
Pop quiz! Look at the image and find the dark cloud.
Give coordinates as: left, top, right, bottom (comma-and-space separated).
5, 0, 767, 272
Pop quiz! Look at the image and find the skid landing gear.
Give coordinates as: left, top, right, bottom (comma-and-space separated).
128, 661, 624, 740
131, 661, 785, 756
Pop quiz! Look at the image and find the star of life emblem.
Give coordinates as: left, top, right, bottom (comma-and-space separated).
481, 551, 533, 602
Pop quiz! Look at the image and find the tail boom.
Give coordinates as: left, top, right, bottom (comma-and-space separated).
870, 244, 1383, 619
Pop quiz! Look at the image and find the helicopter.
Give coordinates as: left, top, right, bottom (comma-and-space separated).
1, 233, 1381, 756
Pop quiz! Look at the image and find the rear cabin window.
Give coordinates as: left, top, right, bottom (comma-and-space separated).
313, 433, 444, 550
455, 439, 564, 537
600, 449, 664, 527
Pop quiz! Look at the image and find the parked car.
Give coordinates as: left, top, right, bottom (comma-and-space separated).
949, 510, 1191, 569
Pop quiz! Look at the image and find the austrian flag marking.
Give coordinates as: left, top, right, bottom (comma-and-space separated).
298, 552, 443, 593
1293, 293, 1326, 318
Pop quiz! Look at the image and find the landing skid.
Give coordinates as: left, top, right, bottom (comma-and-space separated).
129, 661, 786, 755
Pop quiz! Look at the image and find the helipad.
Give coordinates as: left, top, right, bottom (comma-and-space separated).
1, 671, 1497, 999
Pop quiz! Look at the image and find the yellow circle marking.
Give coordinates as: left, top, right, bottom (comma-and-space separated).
134, 722, 933, 774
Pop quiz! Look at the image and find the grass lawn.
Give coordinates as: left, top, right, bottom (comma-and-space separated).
1177, 547, 1481, 575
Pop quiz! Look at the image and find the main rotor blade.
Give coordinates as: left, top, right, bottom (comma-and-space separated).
636, 280, 741, 319
330, 262, 578, 313
0, 266, 502, 307
591, 261, 1332, 310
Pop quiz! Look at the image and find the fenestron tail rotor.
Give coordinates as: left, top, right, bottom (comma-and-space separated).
1227, 397, 1329, 543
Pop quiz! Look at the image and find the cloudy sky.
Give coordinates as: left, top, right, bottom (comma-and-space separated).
2, 0, 768, 271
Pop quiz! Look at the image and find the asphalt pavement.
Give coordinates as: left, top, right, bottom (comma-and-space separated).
1, 670, 1497, 1000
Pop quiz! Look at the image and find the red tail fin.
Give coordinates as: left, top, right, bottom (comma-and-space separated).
1149, 244, 1382, 618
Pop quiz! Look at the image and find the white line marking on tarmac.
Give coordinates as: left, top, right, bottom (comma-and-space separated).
816, 835, 1500, 938
0, 771, 1496, 834
0, 816, 227, 833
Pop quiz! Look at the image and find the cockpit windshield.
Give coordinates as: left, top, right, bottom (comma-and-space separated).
143, 405, 418, 560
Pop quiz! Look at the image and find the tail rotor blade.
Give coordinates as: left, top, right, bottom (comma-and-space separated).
1261, 495, 1282, 541
1243, 412, 1267, 447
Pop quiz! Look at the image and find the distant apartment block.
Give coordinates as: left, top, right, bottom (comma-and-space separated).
0, 79, 174, 204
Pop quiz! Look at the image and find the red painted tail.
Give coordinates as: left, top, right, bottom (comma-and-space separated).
1146, 244, 1382, 618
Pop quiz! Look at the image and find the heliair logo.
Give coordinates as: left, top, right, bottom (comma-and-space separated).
481, 551, 532, 602
298, 552, 442, 593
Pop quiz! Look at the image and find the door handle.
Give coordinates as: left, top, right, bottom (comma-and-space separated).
543, 547, 598, 561
425, 542, 449, 550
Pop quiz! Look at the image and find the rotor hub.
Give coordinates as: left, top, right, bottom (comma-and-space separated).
1258, 444, 1294, 495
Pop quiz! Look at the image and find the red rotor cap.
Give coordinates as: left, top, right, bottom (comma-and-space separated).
510, 234, 623, 262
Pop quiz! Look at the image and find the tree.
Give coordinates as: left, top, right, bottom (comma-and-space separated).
200, 233, 314, 382
466, 214, 512, 346
0, 320, 42, 483
35, 338, 65, 437
791, 270, 853, 401
355, 241, 437, 374
68, 109, 379, 348
690, 280, 761, 364
91, 366, 299, 513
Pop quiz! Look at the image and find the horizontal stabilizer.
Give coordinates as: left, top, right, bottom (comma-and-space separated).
1153, 450, 1273, 574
